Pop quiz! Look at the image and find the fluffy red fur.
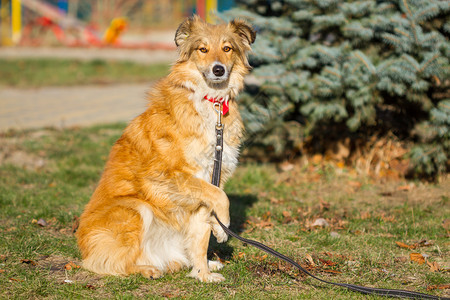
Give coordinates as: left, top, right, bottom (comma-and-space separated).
76, 16, 256, 282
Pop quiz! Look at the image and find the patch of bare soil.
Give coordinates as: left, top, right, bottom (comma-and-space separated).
0, 130, 50, 169
37, 255, 190, 298
38, 255, 105, 289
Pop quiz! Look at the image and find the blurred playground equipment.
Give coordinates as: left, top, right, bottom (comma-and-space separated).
0, 0, 234, 48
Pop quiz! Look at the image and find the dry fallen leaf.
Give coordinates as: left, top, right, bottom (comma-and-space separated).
270, 197, 281, 204
318, 258, 337, 266
213, 253, 227, 265
396, 241, 417, 249
427, 283, 450, 291
21, 259, 37, 266
410, 253, 425, 265
281, 210, 295, 224
394, 256, 408, 263
64, 261, 81, 271
417, 240, 433, 247
258, 220, 274, 229
426, 260, 440, 272
161, 292, 177, 299
360, 211, 371, 219
48, 182, 57, 187
254, 254, 267, 261
319, 200, 330, 212
282, 211, 291, 218
262, 211, 271, 221
322, 269, 342, 274
305, 254, 316, 267
278, 161, 294, 172
37, 218, 48, 227
397, 184, 414, 191
334, 218, 348, 230
380, 213, 396, 223
59, 228, 69, 234
396, 240, 433, 249
246, 216, 274, 230
311, 218, 329, 227
84, 284, 96, 290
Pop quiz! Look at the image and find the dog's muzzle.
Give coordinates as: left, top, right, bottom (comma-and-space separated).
213, 64, 225, 77
206, 62, 229, 83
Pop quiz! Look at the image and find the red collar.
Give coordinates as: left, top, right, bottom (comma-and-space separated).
204, 95, 229, 115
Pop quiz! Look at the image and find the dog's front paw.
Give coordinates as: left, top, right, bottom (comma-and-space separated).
212, 222, 228, 243
134, 265, 163, 279
211, 206, 230, 243
188, 269, 225, 282
208, 260, 224, 271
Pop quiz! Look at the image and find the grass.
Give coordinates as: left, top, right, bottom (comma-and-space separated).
0, 124, 449, 299
0, 58, 170, 88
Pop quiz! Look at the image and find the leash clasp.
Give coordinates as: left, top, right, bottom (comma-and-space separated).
214, 102, 223, 129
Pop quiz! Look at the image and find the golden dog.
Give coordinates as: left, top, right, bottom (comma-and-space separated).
76, 16, 256, 282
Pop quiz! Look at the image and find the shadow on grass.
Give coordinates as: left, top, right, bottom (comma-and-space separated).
208, 193, 258, 260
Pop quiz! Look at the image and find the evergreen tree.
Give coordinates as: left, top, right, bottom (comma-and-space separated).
224, 0, 450, 178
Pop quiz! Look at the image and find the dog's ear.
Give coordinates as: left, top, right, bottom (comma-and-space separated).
175, 15, 201, 47
174, 19, 190, 47
230, 19, 256, 49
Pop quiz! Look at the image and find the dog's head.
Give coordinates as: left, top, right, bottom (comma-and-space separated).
174, 16, 256, 88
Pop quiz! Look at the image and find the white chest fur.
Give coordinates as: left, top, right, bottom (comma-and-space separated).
185, 83, 240, 183
193, 125, 239, 184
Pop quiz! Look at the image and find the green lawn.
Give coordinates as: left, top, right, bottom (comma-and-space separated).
0, 58, 170, 88
0, 125, 448, 299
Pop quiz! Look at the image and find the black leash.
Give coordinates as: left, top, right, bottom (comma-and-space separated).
212, 212, 445, 299
209, 102, 447, 299
211, 126, 223, 187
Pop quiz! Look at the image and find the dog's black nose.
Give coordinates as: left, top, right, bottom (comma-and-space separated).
212, 65, 225, 77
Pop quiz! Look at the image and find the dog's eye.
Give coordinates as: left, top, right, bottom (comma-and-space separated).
199, 47, 208, 53
223, 46, 232, 52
